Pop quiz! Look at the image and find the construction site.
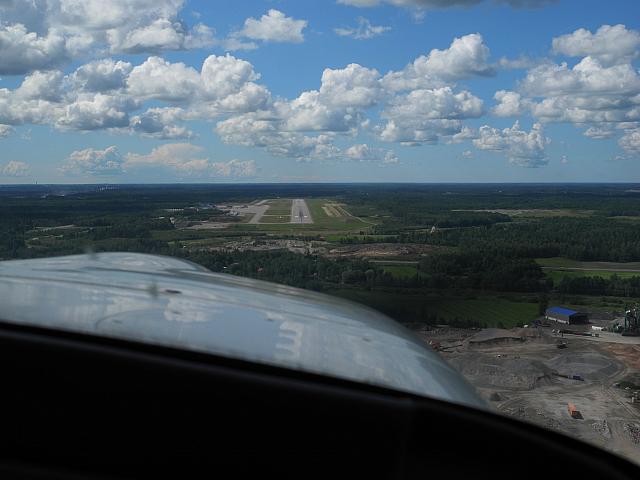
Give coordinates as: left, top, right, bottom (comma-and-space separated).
416, 305, 640, 464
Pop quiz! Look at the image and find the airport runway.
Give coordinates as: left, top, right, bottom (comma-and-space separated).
290, 199, 313, 224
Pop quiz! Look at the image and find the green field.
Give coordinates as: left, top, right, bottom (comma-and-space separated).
456, 209, 594, 219
536, 257, 585, 268
323, 234, 395, 242
382, 265, 420, 278
264, 199, 292, 216
545, 269, 640, 283
259, 214, 291, 223
611, 216, 640, 222
536, 257, 640, 270
537, 257, 640, 282
306, 198, 372, 231
427, 297, 537, 327
329, 289, 538, 328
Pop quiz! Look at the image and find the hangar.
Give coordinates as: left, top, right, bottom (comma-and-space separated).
545, 306, 589, 325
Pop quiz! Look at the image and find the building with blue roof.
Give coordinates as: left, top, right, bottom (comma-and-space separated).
545, 307, 589, 325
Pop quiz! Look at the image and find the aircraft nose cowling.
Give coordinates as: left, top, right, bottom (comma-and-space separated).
0, 252, 486, 410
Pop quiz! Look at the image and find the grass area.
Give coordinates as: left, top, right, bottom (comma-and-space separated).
536, 257, 583, 268
611, 216, 640, 222
427, 297, 538, 328
382, 265, 420, 278
230, 223, 313, 233
329, 289, 538, 328
458, 209, 594, 218
547, 293, 639, 312
537, 257, 640, 283
259, 214, 291, 224
323, 234, 395, 242
536, 257, 640, 270
545, 269, 640, 283
179, 236, 257, 247
306, 198, 372, 231
264, 199, 292, 216
151, 229, 254, 241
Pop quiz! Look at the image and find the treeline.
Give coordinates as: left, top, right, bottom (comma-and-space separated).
85, 217, 174, 240
345, 184, 640, 217
0, 224, 29, 259
183, 249, 552, 295
372, 211, 511, 229
181, 250, 395, 291
557, 275, 640, 297
418, 251, 549, 292
414, 218, 640, 262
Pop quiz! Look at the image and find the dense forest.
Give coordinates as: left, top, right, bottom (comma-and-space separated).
415, 218, 640, 262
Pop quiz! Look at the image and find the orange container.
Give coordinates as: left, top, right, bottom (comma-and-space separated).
567, 403, 581, 418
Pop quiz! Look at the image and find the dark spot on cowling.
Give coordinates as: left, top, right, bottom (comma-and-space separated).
164, 289, 182, 294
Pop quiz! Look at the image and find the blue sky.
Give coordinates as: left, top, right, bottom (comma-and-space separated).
0, 0, 639, 183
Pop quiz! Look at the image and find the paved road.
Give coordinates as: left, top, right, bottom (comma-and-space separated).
290, 199, 313, 224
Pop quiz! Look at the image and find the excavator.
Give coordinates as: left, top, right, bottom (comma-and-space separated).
613, 304, 640, 336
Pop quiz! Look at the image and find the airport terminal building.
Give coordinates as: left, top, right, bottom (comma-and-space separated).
545, 307, 589, 325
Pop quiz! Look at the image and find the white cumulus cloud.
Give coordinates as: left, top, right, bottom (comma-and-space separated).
236, 9, 307, 44
0, 0, 216, 75
473, 121, 549, 167
1, 160, 30, 177
583, 126, 615, 139
497, 24, 640, 159
127, 56, 201, 102
125, 143, 256, 177
381, 33, 494, 92
0, 23, 69, 75
344, 143, 398, 164
619, 128, 640, 155
0, 124, 15, 137
70, 59, 133, 93
61, 146, 124, 175
552, 24, 640, 66
378, 87, 483, 144
336, 0, 556, 10
334, 17, 391, 39
492, 90, 529, 117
